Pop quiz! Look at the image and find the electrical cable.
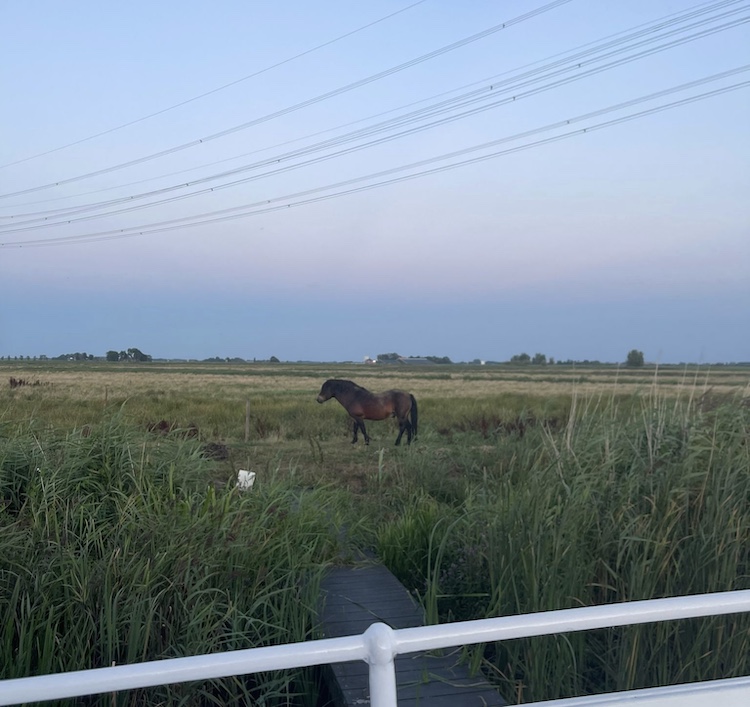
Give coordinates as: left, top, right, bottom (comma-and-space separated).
2, 11, 746, 233
2, 0, 740, 213
0, 0, 572, 199
0, 0, 430, 170
2, 4, 746, 230
3, 71, 745, 248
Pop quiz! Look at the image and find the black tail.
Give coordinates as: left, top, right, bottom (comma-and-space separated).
410, 394, 418, 439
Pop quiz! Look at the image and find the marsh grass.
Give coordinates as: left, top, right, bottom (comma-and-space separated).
2, 361, 746, 436
0, 414, 350, 705
1, 362, 749, 704
377, 391, 750, 702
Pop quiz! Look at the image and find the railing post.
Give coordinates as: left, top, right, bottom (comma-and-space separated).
364, 623, 398, 707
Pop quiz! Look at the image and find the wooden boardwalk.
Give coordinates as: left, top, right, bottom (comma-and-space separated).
319, 561, 506, 706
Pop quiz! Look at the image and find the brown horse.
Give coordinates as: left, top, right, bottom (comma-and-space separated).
316, 379, 418, 446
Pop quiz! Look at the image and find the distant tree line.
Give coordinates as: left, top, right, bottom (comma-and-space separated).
106, 348, 152, 362
7, 348, 747, 367
2, 352, 95, 361
376, 353, 453, 364
201, 355, 282, 363
1, 355, 47, 361
202, 356, 247, 363
626, 349, 645, 367
372, 351, 650, 366
507, 350, 646, 367
1, 349, 153, 362
509, 353, 551, 365
58, 352, 95, 361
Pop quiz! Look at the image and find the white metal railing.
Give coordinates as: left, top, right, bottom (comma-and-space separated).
1, 590, 750, 706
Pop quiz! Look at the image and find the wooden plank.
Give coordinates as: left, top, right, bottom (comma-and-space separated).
319, 561, 506, 706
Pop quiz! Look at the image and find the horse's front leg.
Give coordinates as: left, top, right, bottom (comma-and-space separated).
351, 418, 369, 444
351, 418, 359, 444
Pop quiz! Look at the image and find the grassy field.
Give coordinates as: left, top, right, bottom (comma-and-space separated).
1, 361, 749, 704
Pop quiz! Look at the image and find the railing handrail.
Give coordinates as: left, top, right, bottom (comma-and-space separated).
2, 589, 749, 706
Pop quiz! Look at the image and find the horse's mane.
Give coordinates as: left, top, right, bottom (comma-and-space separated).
331, 378, 365, 391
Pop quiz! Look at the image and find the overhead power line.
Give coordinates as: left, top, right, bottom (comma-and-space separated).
1, 6, 747, 232
0, 0, 429, 171
3, 69, 746, 248
3, 0, 742, 217
0, 0, 572, 199
4, 0, 740, 215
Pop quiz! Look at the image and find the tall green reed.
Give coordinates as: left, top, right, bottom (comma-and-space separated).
377, 392, 750, 702
0, 413, 347, 705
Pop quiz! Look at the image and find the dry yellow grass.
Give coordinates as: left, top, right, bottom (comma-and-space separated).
3, 362, 748, 403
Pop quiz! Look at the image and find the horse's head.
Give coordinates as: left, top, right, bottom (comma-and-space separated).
316, 379, 335, 403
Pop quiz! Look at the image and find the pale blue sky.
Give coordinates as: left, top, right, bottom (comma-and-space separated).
1, 1, 748, 362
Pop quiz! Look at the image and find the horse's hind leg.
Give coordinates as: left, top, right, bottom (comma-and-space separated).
395, 419, 410, 446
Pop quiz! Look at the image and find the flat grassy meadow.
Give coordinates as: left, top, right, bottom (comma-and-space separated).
1, 360, 749, 705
